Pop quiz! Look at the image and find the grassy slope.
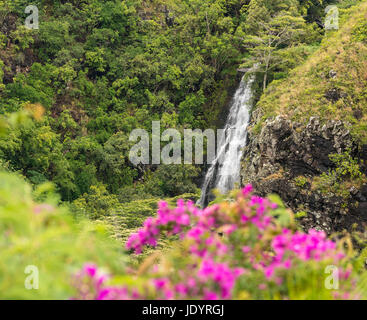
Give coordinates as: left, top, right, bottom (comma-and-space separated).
102, 193, 199, 267
255, 1, 367, 144
103, 193, 199, 242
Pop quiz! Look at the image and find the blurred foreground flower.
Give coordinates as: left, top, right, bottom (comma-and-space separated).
73, 186, 359, 300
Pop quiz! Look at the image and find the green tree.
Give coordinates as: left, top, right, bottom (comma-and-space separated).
241, 0, 309, 90
98, 132, 137, 193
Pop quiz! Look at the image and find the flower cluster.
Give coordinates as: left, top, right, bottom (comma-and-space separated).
74, 185, 358, 300
259, 229, 345, 279
126, 199, 197, 254
72, 263, 139, 300
197, 258, 245, 299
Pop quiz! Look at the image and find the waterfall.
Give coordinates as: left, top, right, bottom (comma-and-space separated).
198, 70, 256, 207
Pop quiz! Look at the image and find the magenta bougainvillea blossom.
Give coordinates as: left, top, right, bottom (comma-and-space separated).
72, 263, 140, 300
73, 185, 357, 300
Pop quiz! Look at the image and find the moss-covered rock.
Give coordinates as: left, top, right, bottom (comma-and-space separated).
241, 116, 367, 234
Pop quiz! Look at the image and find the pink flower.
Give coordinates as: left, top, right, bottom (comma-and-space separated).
187, 226, 206, 241
242, 185, 253, 196
222, 224, 238, 235
241, 214, 249, 224
264, 266, 274, 279
242, 246, 251, 254
119, 185, 354, 301
204, 291, 219, 300
258, 284, 266, 290
153, 278, 169, 290
84, 263, 98, 277
33, 203, 55, 214
175, 283, 188, 296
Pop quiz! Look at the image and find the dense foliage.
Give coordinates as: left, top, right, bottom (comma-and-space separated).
256, 0, 367, 142
3, 168, 367, 300
0, 169, 127, 299
0, 0, 340, 209
1, 0, 366, 301
0, 0, 248, 203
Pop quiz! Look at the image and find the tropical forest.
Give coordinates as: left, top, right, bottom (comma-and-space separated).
1, 0, 367, 302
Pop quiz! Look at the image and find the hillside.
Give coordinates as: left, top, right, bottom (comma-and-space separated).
256, 1, 367, 143
242, 0, 367, 234
0, 0, 245, 204
2, 0, 367, 302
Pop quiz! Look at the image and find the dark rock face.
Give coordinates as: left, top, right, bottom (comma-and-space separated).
324, 88, 343, 103
241, 115, 367, 234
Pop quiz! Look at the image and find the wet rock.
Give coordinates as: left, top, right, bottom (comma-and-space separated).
329, 70, 337, 79
355, 203, 367, 215
350, 186, 359, 196
361, 184, 367, 197
325, 88, 342, 103
241, 115, 366, 234
354, 109, 363, 120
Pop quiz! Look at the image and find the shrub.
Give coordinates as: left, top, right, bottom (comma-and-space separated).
73, 186, 361, 300
0, 171, 126, 299
352, 19, 367, 43
0, 174, 364, 300
313, 150, 365, 199
294, 176, 308, 188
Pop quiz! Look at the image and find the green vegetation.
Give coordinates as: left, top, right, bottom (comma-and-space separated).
0, 0, 246, 204
72, 184, 199, 242
241, 0, 321, 90
0, 0, 343, 211
2, 170, 366, 300
2, 0, 367, 301
312, 150, 365, 199
0, 169, 127, 299
256, 1, 367, 144
294, 175, 309, 188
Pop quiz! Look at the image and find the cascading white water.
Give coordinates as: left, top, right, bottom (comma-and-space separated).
198, 70, 256, 207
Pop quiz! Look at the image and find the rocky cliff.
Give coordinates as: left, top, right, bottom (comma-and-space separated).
241, 112, 367, 234
240, 3, 367, 235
